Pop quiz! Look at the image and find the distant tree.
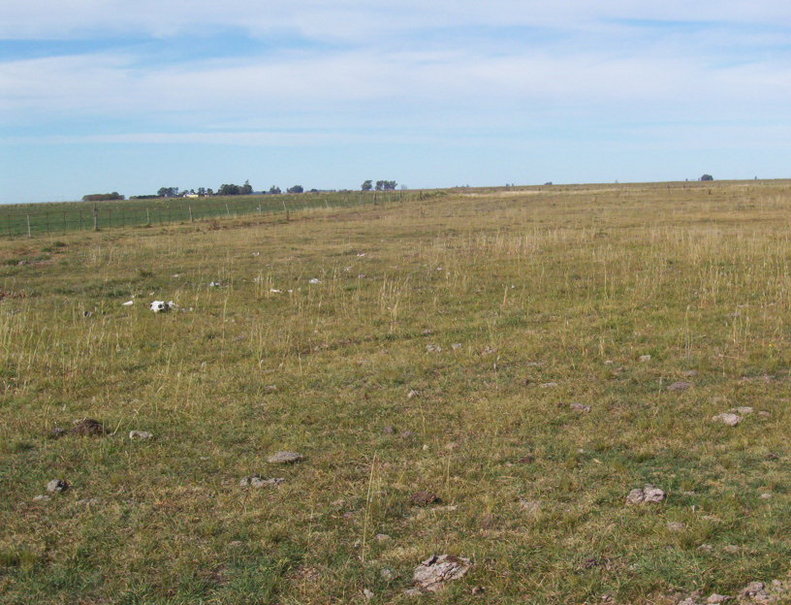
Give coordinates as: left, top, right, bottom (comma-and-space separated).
157, 187, 179, 197
309, 188, 319, 193
82, 192, 124, 201
269, 186, 282, 194
700, 174, 714, 181
197, 187, 206, 196
384, 180, 397, 191
361, 180, 373, 191
218, 183, 241, 195
241, 180, 253, 195
207, 188, 214, 195
287, 185, 304, 194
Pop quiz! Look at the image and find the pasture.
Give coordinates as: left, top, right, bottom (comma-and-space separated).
1, 181, 790, 604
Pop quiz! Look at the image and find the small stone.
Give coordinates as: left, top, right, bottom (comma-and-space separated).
362, 588, 374, 600
421, 329, 433, 336
639, 354, 652, 362
46, 479, 69, 493
129, 430, 153, 440
698, 544, 714, 552
758, 410, 771, 418
667, 521, 686, 532
731, 406, 753, 415
407, 389, 419, 399
412, 554, 472, 593
740, 582, 769, 601
240, 476, 285, 488
411, 491, 441, 506
375, 533, 391, 542
705, 594, 731, 604
426, 344, 441, 353
759, 492, 772, 499
519, 499, 541, 514
308, 278, 321, 284
71, 418, 107, 436
723, 545, 741, 554
451, 343, 462, 351
382, 425, 397, 434
403, 588, 422, 597
50, 427, 67, 439
668, 381, 693, 391
683, 370, 699, 377
122, 300, 134, 306
149, 300, 174, 312
626, 485, 666, 505
32, 495, 51, 502
400, 431, 416, 439
267, 451, 303, 464
569, 402, 591, 413
380, 567, 397, 581
539, 382, 558, 388
471, 586, 486, 595
712, 413, 742, 426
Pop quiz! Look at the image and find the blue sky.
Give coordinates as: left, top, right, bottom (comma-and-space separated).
1, 1, 791, 203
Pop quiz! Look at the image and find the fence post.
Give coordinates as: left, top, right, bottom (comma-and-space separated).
93, 204, 99, 231
282, 200, 289, 221
225, 203, 230, 217
189, 206, 193, 222
27, 215, 32, 238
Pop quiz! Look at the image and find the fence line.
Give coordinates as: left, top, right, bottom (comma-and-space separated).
0, 191, 434, 238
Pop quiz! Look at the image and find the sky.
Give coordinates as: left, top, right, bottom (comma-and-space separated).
1, 1, 791, 203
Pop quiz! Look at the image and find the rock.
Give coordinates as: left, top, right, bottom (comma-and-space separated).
380, 567, 397, 581
400, 431, 416, 439
451, 343, 462, 351
32, 495, 51, 502
411, 491, 441, 506
668, 381, 693, 391
308, 278, 321, 284
519, 499, 541, 514
569, 402, 591, 413
403, 588, 422, 597
46, 479, 69, 493
239, 475, 285, 488
471, 586, 486, 595
667, 521, 687, 532
122, 300, 134, 306
760, 492, 772, 499
407, 389, 419, 399
267, 451, 303, 464
382, 425, 397, 434
129, 430, 153, 440
683, 370, 699, 377
539, 382, 558, 388
71, 418, 107, 436
426, 344, 441, 353
705, 594, 731, 604
723, 545, 741, 554
712, 413, 742, 426
50, 427, 67, 439
375, 533, 391, 542
149, 300, 175, 312
626, 485, 666, 505
731, 406, 754, 415
412, 554, 472, 593
639, 354, 652, 362
362, 588, 374, 600
740, 582, 770, 602
698, 544, 714, 552
209, 281, 222, 287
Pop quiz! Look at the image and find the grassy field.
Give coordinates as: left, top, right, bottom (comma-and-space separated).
1, 181, 790, 604
0, 190, 424, 237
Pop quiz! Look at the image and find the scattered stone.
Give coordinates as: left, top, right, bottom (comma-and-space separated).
362, 588, 374, 600
706, 594, 731, 604
308, 278, 321, 284
83, 311, 93, 318
471, 586, 486, 595
380, 567, 397, 581
400, 431, 416, 439
519, 499, 541, 514
412, 554, 472, 593
375, 533, 391, 542
481, 346, 497, 355
569, 402, 591, 413
50, 427, 67, 439
639, 354, 652, 362
451, 343, 462, 351
539, 382, 558, 388
411, 491, 441, 506
421, 329, 433, 336
209, 281, 222, 287
46, 479, 69, 493
382, 425, 397, 435
758, 411, 772, 418
698, 544, 714, 553
267, 451, 304, 464
149, 300, 175, 312
239, 475, 285, 488
683, 370, 699, 377
122, 300, 134, 306
668, 381, 693, 391
723, 545, 741, 554
264, 384, 278, 392
731, 406, 754, 415
667, 521, 687, 532
739, 582, 770, 602
407, 389, 419, 399
760, 492, 772, 499
71, 418, 107, 436
626, 485, 666, 505
712, 413, 742, 426
32, 495, 51, 502
403, 588, 422, 597
129, 430, 153, 440
426, 344, 442, 353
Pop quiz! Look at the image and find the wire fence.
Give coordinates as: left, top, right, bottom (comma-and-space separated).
0, 190, 435, 238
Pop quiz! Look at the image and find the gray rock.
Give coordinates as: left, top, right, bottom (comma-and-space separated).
731, 406, 754, 415
626, 485, 666, 505
668, 381, 693, 391
667, 521, 687, 532
267, 451, 304, 464
639, 354, 652, 362
240, 475, 285, 487
375, 533, 392, 542
412, 554, 471, 593
712, 413, 742, 426
705, 594, 731, 604
32, 495, 51, 502
426, 344, 442, 353
129, 430, 153, 440
569, 403, 591, 413
380, 567, 397, 581
46, 479, 69, 493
